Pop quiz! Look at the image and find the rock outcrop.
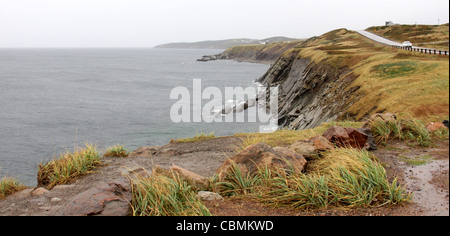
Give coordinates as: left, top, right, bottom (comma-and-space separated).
52, 179, 132, 216
257, 48, 361, 130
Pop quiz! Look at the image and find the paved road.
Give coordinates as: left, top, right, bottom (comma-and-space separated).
356, 30, 403, 46
357, 30, 449, 55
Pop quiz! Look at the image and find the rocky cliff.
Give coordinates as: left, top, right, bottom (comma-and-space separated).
258, 28, 449, 130
257, 47, 359, 130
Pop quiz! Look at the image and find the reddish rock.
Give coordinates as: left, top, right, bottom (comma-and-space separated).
216, 143, 307, 181
289, 136, 333, 161
323, 126, 369, 149
52, 179, 132, 216
426, 122, 447, 133
309, 136, 334, 150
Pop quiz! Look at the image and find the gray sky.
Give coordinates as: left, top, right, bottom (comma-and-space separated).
0, 0, 448, 48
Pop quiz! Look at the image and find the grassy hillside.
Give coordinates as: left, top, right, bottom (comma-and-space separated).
367, 24, 449, 51
286, 28, 449, 123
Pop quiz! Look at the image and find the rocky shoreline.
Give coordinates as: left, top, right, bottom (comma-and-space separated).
1, 115, 448, 216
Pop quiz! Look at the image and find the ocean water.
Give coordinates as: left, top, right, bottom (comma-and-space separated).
0, 48, 270, 186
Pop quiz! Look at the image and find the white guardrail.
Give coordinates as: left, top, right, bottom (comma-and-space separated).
392, 45, 449, 56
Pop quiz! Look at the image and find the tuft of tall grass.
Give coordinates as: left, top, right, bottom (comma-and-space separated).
313, 148, 411, 207
401, 119, 432, 147
214, 160, 261, 196
369, 117, 437, 147
219, 148, 412, 210
130, 169, 211, 216
369, 118, 403, 145
103, 144, 129, 158
37, 143, 102, 189
0, 176, 25, 200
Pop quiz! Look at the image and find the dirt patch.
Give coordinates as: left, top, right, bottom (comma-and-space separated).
374, 139, 449, 216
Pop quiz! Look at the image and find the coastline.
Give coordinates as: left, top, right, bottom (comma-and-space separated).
1, 25, 449, 216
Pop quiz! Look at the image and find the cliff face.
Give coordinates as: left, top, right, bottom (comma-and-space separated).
258, 48, 359, 130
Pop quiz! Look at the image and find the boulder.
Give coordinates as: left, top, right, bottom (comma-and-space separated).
197, 191, 223, 201
323, 126, 369, 149
31, 187, 49, 197
362, 113, 397, 130
52, 179, 132, 216
358, 128, 378, 151
309, 136, 335, 150
289, 136, 334, 160
216, 143, 307, 181
289, 140, 318, 160
170, 164, 210, 191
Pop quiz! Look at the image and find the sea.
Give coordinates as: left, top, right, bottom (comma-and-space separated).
0, 48, 270, 186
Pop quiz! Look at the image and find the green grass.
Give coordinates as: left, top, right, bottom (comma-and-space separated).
399, 154, 434, 166
0, 176, 25, 200
130, 169, 211, 216
213, 160, 262, 196
103, 144, 129, 158
37, 143, 103, 189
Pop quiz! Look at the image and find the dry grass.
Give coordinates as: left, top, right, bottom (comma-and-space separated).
130, 168, 211, 216
172, 131, 216, 143
37, 143, 103, 189
0, 176, 25, 200
103, 144, 129, 158
367, 24, 449, 51
234, 121, 363, 149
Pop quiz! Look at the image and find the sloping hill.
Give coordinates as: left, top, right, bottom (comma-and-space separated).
155, 37, 298, 49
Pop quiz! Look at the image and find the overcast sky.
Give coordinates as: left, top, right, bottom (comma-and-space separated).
0, 0, 448, 48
